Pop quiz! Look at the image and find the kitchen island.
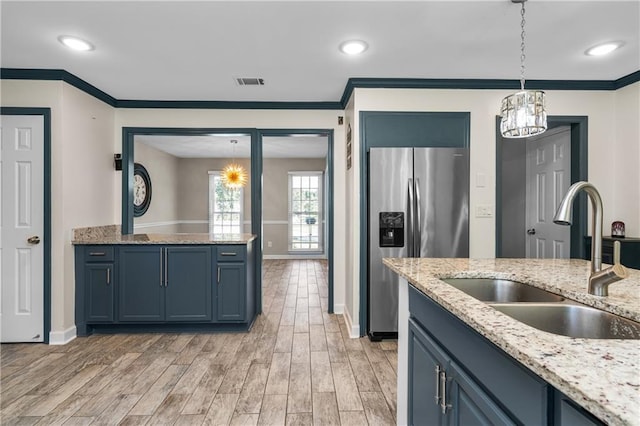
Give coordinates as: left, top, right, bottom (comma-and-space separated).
73, 225, 257, 336
384, 258, 640, 426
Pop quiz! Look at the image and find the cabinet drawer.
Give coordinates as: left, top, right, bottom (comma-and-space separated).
216, 246, 246, 262
84, 246, 115, 262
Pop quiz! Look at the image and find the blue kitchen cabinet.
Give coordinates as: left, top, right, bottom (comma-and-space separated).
118, 246, 164, 322
408, 319, 446, 425
85, 264, 114, 322
555, 392, 604, 426
408, 285, 605, 425
75, 241, 255, 335
82, 246, 115, 323
408, 318, 515, 426
165, 246, 212, 321
118, 246, 213, 322
215, 245, 247, 321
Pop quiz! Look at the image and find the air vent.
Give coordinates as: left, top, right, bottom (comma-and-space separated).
235, 77, 265, 86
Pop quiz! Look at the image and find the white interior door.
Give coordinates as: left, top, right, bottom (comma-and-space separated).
1, 115, 45, 343
525, 127, 571, 259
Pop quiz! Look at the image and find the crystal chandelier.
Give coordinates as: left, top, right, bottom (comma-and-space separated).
221, 140, 248, 189
500, 0, 547, 138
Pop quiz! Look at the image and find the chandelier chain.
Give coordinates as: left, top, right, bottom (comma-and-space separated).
520, 1, 526, 90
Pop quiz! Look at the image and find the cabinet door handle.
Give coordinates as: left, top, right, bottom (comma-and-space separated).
220, 252, 237, 256
164, 249, 168, 287
160, 250, 163, 287
440, 370, 452, 414
106, 268, 110, 285
434, 365, 442, 405
217, 267, 221, 284
89, 252, 106, 256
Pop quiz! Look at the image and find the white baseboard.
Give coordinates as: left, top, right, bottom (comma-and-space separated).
49, 326, 77, 345
342, 308, 360, 338
333, 303, 344, 314
263, 254, 327, 260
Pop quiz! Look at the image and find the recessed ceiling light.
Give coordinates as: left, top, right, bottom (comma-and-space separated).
58, 35, 94, 51
585, 41, 623, 56
339, 40, 368, 55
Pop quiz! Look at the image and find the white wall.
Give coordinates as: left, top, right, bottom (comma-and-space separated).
346, 84, 639, 335
612, 82, 640, 236
1, 80, 116, 340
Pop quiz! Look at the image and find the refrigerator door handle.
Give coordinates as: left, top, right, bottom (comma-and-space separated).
415, 178, 422, 257
407, 178, 414, 257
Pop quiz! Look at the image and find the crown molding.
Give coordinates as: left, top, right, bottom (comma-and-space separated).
2, 67, 638, 110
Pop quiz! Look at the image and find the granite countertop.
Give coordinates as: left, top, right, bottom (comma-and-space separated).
383, 257, 640, 426
72, 225, 256, 245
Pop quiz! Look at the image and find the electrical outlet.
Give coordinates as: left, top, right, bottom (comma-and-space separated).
267, 241, 273, 248
475, 205, 493, 218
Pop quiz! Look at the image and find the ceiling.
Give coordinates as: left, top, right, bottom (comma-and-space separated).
136, 134, 329, 158
1, 1, 638, 103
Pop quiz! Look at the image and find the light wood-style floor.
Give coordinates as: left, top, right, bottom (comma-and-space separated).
1, 259, 397, 425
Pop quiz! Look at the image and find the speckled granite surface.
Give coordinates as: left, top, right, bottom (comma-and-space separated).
383, 257, 640, 426
73, 225, 256, 245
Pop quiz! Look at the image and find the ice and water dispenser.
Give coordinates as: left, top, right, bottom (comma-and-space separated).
379, 212, 404, 247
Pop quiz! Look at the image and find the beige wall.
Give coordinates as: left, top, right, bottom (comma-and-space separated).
612, 83, 640, 237
133, 141, 180, 232
343, 84, 640, 335
2, 77, 637, 340
343, 96, 357, 336
1, 80, 116, 339
176, 157, 252, 233
263, 158, 327, 256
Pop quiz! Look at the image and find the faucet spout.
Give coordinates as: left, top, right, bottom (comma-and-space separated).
554, 181, 627, 296
554, 181, 603, 273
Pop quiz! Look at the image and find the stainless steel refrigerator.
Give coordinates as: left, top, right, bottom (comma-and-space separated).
368, 147, 469, 340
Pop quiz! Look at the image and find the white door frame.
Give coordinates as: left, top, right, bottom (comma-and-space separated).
1, 107, 51, 343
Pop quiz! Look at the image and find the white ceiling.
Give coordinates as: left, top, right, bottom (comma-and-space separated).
136, 134, 329, 158
2, 1, 638, 103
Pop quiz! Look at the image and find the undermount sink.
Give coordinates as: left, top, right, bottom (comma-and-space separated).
440, 277, 640, 339
441, 278, 564, 303
491, 303, 640, 340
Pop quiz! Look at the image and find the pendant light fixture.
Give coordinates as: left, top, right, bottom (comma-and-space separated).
500, 0, 547, 138
221, 140, 248, 189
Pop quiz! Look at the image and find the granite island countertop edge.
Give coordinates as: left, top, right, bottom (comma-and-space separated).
383, 257, 640, 426
72, 233, 257, 245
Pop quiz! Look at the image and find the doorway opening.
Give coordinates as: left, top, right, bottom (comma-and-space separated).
259, 130, 334, 313
496, 116, 589, 259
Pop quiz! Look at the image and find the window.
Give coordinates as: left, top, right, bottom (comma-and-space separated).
289, 172, 323, 252
209, 171, 243, 234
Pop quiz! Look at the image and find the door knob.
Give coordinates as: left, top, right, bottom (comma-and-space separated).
526, 228, 536, 235
27, 236, 41, 244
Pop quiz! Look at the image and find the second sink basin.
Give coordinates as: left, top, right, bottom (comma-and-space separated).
441, 278, 564, 303
491, 303, 640, 339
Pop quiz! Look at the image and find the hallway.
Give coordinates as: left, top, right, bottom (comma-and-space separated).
1, 259, 397, 425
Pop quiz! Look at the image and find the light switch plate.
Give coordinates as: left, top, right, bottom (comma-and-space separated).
476, 205, 493, 218
476, 172, 487, 188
